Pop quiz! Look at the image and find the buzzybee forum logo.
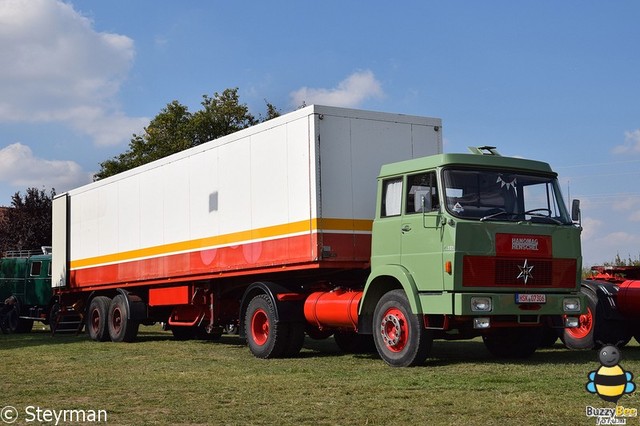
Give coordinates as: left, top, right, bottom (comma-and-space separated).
585, 345, 637, 424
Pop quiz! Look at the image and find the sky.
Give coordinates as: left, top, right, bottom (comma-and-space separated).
0, 0, 638, 267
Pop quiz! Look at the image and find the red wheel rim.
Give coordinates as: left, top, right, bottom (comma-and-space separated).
91, 309, 101, 333
380, 308, 408, 352
565, 306, 593, 339
111, 307, 123, 334
251, 308, 269, 346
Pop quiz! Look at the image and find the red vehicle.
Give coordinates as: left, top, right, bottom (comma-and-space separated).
562, 265, 640, 349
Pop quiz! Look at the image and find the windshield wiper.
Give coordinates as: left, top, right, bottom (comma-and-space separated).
480, 210, 515, 222
480, 209, 566, 225
524, 212, 564, 225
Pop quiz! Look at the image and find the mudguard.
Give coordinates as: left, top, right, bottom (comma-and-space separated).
238, 281, 305, 339
116, 288, 147, 321
358, 264, 423, 334
582, 280, 624, 321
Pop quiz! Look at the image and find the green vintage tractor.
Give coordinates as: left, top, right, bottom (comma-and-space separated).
0, 247, 53, 333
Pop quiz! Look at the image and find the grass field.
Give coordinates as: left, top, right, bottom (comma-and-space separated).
2, 325, 640, 425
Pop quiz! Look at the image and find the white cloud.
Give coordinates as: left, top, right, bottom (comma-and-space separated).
290, 70, 384, 108
0, 143, 92, 191
580, 217, 602, 241
629, 210, 640, 222
0, 0, 147, 146
612, 129, 640, 154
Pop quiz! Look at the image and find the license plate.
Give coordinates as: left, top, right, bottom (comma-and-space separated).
516, 293, 546, 304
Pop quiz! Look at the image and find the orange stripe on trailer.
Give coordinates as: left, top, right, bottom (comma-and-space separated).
317, 218, 373, 232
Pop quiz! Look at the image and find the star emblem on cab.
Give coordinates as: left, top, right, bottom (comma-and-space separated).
517, 259, 534, 284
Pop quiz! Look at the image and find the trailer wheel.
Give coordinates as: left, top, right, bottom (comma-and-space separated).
108, 294, 139, 342
373, 290, 432, 367
483, 327, 542, 358
562, 288, 597, 349
245, 294, 289, 358
87, 296, 111, 342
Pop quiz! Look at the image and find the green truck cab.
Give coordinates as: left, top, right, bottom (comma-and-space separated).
0, 248, 53, 333
359, 147, 583, 366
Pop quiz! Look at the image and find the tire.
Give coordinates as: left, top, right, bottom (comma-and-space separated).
4, 306, 19, 333
334, 330, 376, 354
108, 294, 139, 342
3, 302, 32, 333
87, 296, 111, 342
245, 294, 289, 359
483, 327, 542, 359
372, 290, 432, 367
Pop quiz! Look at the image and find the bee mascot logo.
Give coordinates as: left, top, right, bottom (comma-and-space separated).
586, 345, 636, 403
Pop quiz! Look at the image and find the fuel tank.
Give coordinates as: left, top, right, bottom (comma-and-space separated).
304, 289, 362, 330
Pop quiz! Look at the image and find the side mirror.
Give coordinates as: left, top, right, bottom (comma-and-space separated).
571, 199, 581, 223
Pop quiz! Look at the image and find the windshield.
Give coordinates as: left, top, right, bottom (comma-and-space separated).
442, 168, 571, 224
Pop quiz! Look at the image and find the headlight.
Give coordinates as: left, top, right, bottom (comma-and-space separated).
563, 298, 581, 312
565, 316, 580, 328
474, 318, 491, 329
471, 297, 492, 312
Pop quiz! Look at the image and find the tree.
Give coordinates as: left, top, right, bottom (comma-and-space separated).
94, 88, 280, 180
603, 253, 640, 267
0, 187, 55, 253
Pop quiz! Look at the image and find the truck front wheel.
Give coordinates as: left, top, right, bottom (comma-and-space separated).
87, 296, 111, 342
373, 290, 432, 367
108, 294, 139, 342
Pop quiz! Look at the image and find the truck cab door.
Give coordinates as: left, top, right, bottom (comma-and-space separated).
400, 171, 444, 291
372, 177, 404, 266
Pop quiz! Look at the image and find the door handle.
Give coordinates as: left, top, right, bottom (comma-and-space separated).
401, 224, 412, 232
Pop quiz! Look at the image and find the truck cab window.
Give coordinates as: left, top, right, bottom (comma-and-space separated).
30, 261, 42, 276
381, 178, 403, 217
406, 172, 438, 214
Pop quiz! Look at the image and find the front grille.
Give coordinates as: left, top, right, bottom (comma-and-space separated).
463, 256, 576, 288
